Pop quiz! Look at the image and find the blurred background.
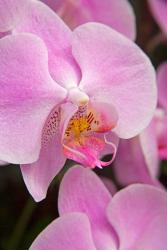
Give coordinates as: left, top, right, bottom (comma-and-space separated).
1, 0, 167, 249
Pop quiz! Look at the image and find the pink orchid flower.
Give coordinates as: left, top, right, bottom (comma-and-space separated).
101, 176, 117, 195
0, 0, 136, 41
156, 62, 167, 158
114, 61, 167, 187
148, 0, 167, 35
0, 0, 136, 167
30, 166, 167, 250
114, 122, 162, 187
0, 0, 156, 201
42, 0, 136, 40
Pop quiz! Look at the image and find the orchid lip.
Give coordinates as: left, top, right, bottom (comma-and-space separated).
62, 101, 118, 168
41, 99, 118, 169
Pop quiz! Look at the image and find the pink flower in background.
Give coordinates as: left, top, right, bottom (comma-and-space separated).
42, 0, 136, 40
114, 61, 167, 187
153, 109, 167, 160
0, 0, 136, 40
114, 122, 161, 187
156, 62, 167, 158
101, 176, 117, 195
148, 0, 167, 35
0, 0, 156, 201
30, 166, 167, 250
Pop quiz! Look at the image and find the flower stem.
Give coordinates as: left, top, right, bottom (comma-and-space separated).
6, 198, 36, 250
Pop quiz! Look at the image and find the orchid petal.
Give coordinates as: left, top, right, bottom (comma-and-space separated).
21, 103, 78, 202
30, 212, 96, 250
0, 31, 10, 39
14, 0, 81, 89
157, 62, 167, 109
136, 212, 167, 250
114, 133, 160, 187
154, 109, 167, 160
43, 0, 136, 40
159, 147, 167, 159
88, 101, 118, 133
101, 177, 117, 195
139, 121, 159, 178
148, 0, 167, 35
0, 0, 29, 32
72, 23, 157, 138
107, 184, 167, 250
58, 166, 118, 250
42, 0, 62, 12
0, 33, 66, 164
21, 133, 65, 202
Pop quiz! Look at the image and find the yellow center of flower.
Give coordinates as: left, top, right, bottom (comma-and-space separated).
65, 106, 99, 139
62, 101, 118, 169
70, 117, 90, 136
